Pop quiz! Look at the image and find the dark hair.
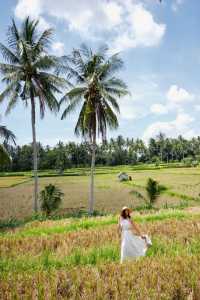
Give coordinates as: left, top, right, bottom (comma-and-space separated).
120, 209, 131, 219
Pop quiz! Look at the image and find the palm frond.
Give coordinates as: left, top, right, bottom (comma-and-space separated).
7, 19, 20, 50
0, 43, 20, 64
74, 102, 88, 137
5, 85, 21, 115
101, 91, 120, 113
0, 81, 19, 103
0, 125, 16, 144
0, 63, 21, 75
61, 97, 84, 120
34, 28, 53, 54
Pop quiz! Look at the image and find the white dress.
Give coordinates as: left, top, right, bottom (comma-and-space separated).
120, 217, 147, 263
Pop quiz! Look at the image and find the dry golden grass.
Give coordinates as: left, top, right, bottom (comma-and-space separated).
1, 256, 200, 300
0, 176, 29, 188
1, 214, 200, 299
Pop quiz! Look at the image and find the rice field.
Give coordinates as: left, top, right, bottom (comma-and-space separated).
0, 176, 30, 188
1, 210, 200, 299
1, 166, 200, 220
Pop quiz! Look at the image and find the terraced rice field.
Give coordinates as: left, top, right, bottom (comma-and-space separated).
1, 166, 200, 220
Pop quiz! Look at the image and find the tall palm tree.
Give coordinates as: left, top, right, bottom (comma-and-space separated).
0, 123, 16, 164
60, 45, 129, 214
0, 17, 66, 212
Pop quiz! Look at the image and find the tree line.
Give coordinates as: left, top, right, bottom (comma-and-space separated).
2, 133, 200, 172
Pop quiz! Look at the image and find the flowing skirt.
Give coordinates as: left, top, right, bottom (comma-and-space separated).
121, 230, 147, 263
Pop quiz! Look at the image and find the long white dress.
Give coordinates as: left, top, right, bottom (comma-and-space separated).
120, 217, 147, 263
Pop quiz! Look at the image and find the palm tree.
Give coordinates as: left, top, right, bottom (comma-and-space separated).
0, 123, 16, 164
0, 17, 66, 212
60, 44, 129, 214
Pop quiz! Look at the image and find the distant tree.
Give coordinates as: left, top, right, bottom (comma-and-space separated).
60, 44, 129, 214
0, 17, 66, 212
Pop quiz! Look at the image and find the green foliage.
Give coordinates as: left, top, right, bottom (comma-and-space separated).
0, 17, 66, 116
0, 125, 16, 166
146, 178, 166, 208
0, 144, 10, 165
2, 134, 200, 172
40, 184, 64, 215
60, 45, 129, 142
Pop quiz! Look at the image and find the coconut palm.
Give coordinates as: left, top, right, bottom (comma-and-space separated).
60, 44, 129, 214
0, 17, 66, 212
0, 124, 16, 164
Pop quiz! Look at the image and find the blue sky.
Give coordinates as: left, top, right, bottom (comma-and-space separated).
0, 0, 200, 145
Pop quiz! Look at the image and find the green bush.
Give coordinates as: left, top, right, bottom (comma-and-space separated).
146, 178, 165, 208
40, 184, 64, 216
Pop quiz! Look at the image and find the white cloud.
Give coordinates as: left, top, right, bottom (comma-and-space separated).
15, 0, 50, 30
143, 112, 195, 142
14, 0, 166, 52
15, 0, 42, 19
150, 103, 169, 115
167, 85, 194, 104
150, 85, 195, 117
51, 42, 65, 56
111, 4, 166, 52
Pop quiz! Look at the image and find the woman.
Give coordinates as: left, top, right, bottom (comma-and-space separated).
118, 206, 149, 263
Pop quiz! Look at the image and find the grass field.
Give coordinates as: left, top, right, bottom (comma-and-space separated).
1, 210, 200, 299
1, 166, 200, 220
1, 166, 200, 298
0, 176, 30, 188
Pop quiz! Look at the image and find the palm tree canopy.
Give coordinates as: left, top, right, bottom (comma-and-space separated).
60, 44, 129, 142
0, 17, 67, 118
0, 124, 16, 144
0, 123, 16, 164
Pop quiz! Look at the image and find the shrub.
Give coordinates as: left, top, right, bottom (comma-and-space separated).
146, 178, 165, 208
40, 184, 64, 215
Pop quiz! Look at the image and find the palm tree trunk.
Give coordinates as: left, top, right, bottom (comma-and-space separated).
89, 137, 96, 215
30, 95, 38, 213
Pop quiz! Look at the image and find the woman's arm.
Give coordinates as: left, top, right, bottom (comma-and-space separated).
130, 219, 143, 237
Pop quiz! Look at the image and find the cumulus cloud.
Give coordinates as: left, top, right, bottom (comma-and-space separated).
167, 85, 194, 104
150, 85, 195, 116
14, 0, 166, 52
113, 3, 165, 52
15, 0, 50, 30
15, 0, 42, 19
143, 112, 195, 142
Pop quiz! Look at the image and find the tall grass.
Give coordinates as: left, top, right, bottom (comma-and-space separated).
1, 209, 197, 238
1, 211, 200, 298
